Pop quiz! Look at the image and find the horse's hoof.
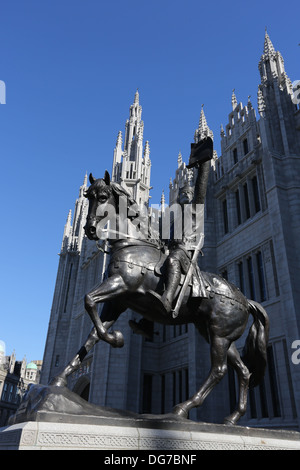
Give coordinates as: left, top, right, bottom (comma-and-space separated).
49, 376, 67, 387
172, 404, 188, 419
223, 417, 236, 426
111, 330, 124, 348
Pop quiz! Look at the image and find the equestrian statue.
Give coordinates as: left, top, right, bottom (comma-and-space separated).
50, 137, 269, 426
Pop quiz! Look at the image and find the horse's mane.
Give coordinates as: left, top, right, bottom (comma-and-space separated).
110, 182, 162, 247
110, 181, 137, 208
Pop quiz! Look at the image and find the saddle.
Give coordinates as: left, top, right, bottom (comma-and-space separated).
109, 239, 209, 299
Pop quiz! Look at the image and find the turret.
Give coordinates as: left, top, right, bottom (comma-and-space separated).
111, 91, 152, 206
257, 30, 300, 155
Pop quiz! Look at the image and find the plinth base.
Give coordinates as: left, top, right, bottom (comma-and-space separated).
1, 384, 299, 450
1, 419, 300, 450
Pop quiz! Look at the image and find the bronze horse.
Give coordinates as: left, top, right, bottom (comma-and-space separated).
51, 171, 269, 425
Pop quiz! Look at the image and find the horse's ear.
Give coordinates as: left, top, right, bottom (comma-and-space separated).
104, 170, 111, 186
89, 173, 96, 185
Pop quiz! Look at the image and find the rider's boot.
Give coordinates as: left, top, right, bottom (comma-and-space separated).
147, 259, 181, 316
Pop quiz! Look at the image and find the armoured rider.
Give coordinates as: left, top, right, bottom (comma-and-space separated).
147, 136, 213, 316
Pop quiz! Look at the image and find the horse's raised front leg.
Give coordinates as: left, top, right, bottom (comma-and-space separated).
173, 336, 230, 418
84, 273, 126, 348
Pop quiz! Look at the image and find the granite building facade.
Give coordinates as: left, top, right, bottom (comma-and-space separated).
41, 32, 300, 430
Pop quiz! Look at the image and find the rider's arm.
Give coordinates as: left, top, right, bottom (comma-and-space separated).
193, 160, 211, 205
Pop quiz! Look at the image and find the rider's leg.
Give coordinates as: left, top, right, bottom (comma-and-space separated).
160, 256, 181, 312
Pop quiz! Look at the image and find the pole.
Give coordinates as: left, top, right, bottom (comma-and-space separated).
172, 233, 204, 318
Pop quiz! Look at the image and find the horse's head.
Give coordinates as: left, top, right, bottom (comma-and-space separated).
84, 171, 116, 240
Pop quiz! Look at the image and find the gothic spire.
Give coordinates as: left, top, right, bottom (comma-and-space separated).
134, 88, 139, 104
263, 29, 276, 58
199, 104, 207, 129
61, 209, 72, 252
194, 104, 214, 143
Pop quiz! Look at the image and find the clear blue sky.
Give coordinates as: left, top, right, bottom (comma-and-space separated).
0, 0, 299, 362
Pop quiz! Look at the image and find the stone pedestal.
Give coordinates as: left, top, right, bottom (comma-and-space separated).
1, 384, 299, 450
1, 418, 300, 450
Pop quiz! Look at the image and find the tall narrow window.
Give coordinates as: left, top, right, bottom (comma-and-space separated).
142, 374, 152, 413
162, 325, 166, 342
252, 175, 261, 213
249, 387, 257, 418
247, 257, 256, 300
259, 380, 269, 418
184, 368, 189, 402
172, 371, 177, 406
222, 269, 228, 280
222, 199, 229, 234
238, 262, 245, 294
228, 366, 237, 413
161, 374, 165, 414
267, 345, 281, 417
235, 189, 241, 225
178, 370, 183, 402
243, 183, 250, 219
243, 138, 249, 155
233, 148, 238, 164
256, 251, 267, 301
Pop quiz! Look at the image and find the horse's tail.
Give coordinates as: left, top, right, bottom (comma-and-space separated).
242, 300, 270, 388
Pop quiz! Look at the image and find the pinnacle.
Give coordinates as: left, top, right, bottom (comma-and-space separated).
116, 130, 122, 147
232, 89, 238, 110
263, 29, 276, 57
199, 104, 208, 131
67, 209, 72, 222
134, 88, 139, 104
195, 104, 214, 143
178, 151, 183, 167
